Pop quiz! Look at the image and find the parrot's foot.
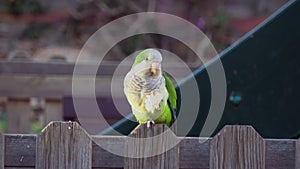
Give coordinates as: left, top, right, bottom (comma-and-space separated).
146, 120, 155, 128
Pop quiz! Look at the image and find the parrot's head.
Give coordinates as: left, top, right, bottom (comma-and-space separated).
132, 49, 162, 77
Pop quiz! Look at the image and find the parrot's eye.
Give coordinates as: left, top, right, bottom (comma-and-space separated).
145, 57, 149, 61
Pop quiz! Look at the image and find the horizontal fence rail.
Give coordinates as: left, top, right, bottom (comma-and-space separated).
0, 122, 299, 169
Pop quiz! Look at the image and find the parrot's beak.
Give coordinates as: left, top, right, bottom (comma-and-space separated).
151, 62, 160, 75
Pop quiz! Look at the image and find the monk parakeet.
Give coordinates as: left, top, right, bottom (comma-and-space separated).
124, 49, 177, 127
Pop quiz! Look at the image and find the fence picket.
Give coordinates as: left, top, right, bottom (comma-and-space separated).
125, 124, 179, 169
36, 121, 92, 169
210, 125, 265, 169
0, 122, 297, 168
6, 98, 30, 133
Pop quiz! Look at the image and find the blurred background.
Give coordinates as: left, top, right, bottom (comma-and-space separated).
0, 0, 289, 134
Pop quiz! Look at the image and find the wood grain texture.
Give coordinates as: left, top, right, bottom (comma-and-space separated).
5, 167, 34, 169
180, 137, 210, 169
5, 135, 36, 167
265, 139, 296, 169
125, 124, 179, 169
36, 121, 92, 169
6, 99, 30, 133
44, 99, 63, 125
92, 136, 124, 168
1, 124, 298, 168
0, 134, 3, 169
0, 61, 189, 98
210, 125, 265, 169
2, 135, 297, 168
296, 138, 300, 169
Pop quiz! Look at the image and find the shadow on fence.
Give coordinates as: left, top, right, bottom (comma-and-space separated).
1, 121, 299, 169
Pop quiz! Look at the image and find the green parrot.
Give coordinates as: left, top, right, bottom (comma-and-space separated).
124, 49, 177, 127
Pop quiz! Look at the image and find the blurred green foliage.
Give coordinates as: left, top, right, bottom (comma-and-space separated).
4, 0, 43, 15
0, 112, 7, 133
22, 23, 49, 40
30, 121, 43, 133
0, 111, 43, 134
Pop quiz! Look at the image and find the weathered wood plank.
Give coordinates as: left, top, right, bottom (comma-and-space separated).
92, 136, 211, 169
6, 99, 30, 133
210, 125, 265, 169
0, 134, 4, 169
180, 137, 210, 169
5, 167, 34, 169
0, 61, 115, 76
36, 122, 92, 169
0, 61, 193, 77
296, 138, 300, 169
5, 135, 36, 167
92, 136, 124, 168
1, 130, 297, 168
44, 99, 63, 125
0, 61, 189, 98
265, 139, 296, 169
0, 75, 114, 98
91, 168, 121, 169
3, 135, 297, 168
125, 124, 179, 169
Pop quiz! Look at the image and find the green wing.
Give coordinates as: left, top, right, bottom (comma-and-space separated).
163, 72, 177, 109
154, 72, 177, 126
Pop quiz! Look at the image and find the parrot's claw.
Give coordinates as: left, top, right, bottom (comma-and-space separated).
146, 121, 155, 128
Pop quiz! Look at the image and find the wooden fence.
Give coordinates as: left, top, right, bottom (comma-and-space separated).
0, 60, 191, 134
0, 121, 299, 169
